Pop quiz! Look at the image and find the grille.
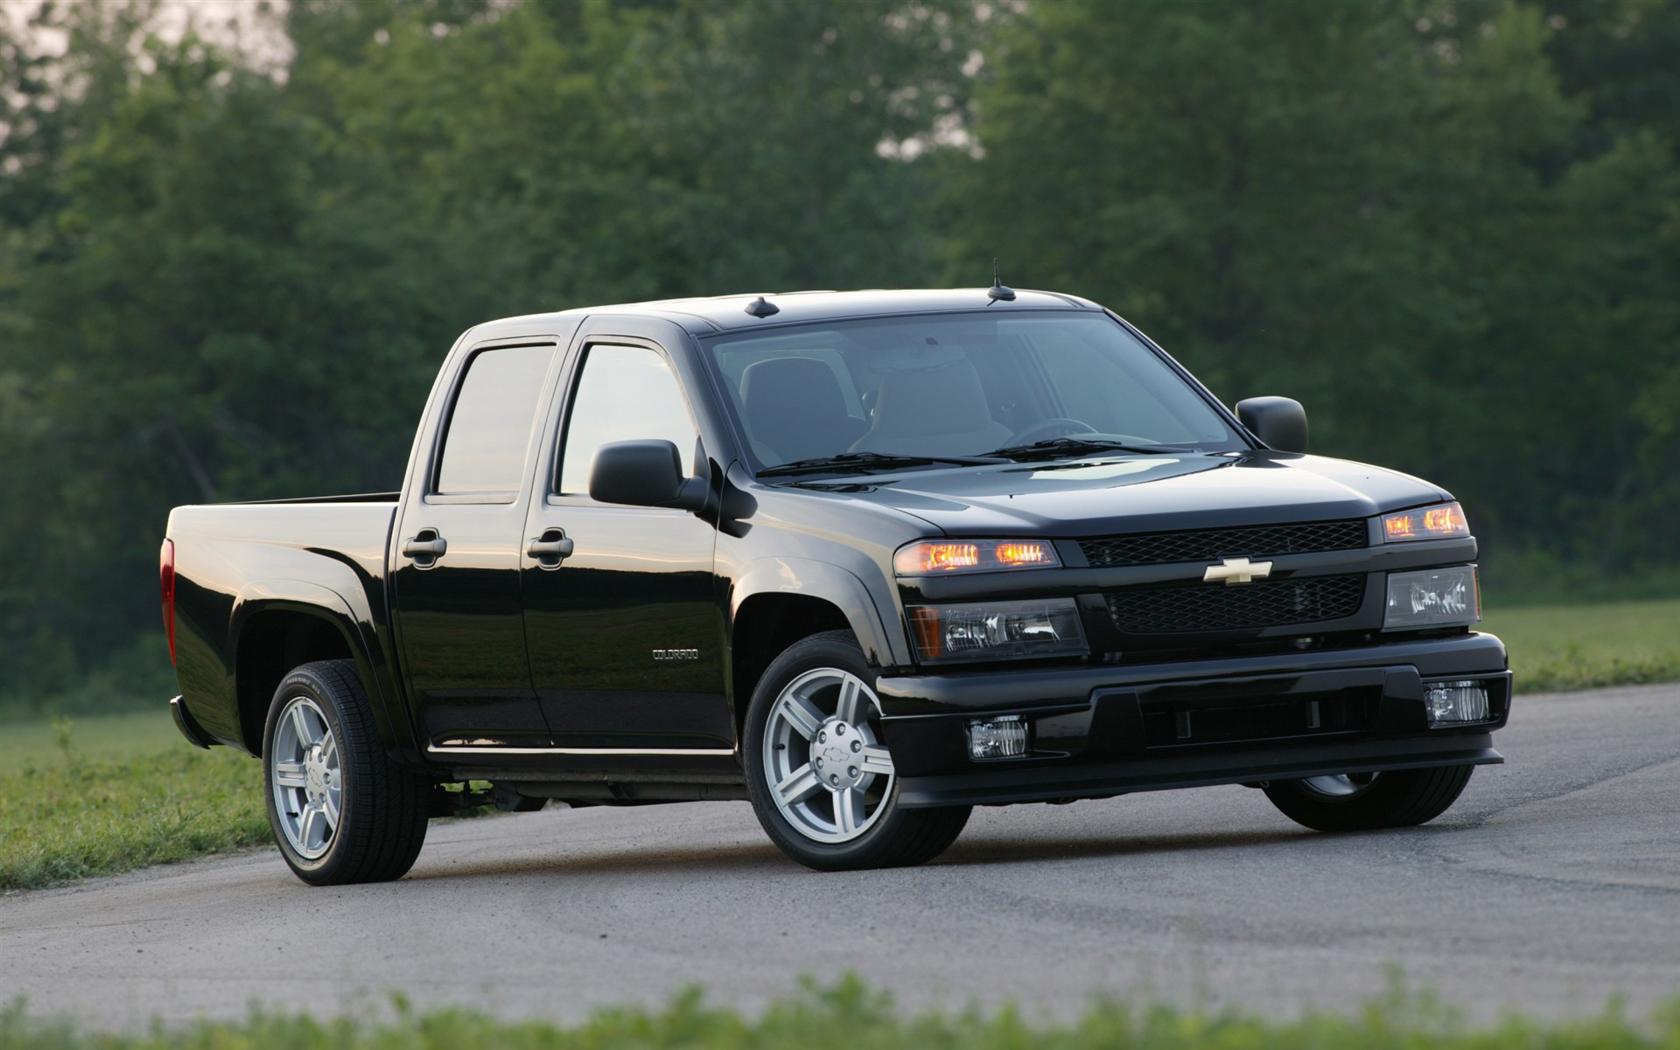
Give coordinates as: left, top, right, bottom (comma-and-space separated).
1141, 690, 1378, 748
1106, 574, 1366, 634
1080, 519, 1367, 568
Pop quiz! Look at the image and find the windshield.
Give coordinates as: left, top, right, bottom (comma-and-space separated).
705, 311, 1246, 474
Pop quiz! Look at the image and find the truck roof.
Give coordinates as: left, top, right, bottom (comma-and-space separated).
475, 287, 1102, 338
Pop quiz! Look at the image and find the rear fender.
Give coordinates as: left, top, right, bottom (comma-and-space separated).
227, 580, 415, 761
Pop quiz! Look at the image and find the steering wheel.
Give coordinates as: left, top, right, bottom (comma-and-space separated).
1004, 417, 1098, 446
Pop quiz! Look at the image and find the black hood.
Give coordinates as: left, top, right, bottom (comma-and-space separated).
825, 451, 1451, 537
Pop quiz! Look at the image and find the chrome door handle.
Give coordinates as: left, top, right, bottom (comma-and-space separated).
401, 529, 447, 568
527, 529, 574, 569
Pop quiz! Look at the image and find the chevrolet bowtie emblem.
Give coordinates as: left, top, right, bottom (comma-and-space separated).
1203, 556, 1273, 585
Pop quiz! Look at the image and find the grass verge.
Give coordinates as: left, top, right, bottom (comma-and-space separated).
0, 745, 267, 892
1481, 598, 1680, 692
0, 710, 182, 774
2, 978, 1678, 1049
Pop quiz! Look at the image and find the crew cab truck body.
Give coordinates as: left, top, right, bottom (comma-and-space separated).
162, 289, 1510, 884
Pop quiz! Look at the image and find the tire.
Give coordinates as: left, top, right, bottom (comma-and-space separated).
1263, 765, 1475, 833
262, 659, 430, 885
743, 630, 970, 871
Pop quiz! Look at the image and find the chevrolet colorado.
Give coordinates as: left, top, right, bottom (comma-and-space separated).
162, 288, 1509, 885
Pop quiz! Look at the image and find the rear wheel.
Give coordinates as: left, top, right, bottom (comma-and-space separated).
1263, 765, 1474, 832
262, 660, 430, 885
744, 631, 970, 870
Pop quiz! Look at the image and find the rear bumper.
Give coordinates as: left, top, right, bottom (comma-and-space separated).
170, 695, 216, 750
875, 631, 1510, 808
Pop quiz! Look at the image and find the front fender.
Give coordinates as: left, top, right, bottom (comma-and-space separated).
728, 557, 909, 670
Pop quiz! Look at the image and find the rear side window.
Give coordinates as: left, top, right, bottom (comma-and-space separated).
434, 345, 555, 496
558, 344, 697, 494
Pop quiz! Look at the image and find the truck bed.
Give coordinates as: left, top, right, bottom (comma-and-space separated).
164, 495, 401, 752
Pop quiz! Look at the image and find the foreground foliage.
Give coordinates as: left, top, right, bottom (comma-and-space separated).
3, 978, 1680, 1050
0, 746, 266, 891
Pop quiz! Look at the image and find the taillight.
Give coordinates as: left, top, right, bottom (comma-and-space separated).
160, 538, 176, 665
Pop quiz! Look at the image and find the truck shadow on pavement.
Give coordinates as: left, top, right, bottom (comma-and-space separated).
391, 824, 1400, 884
932, 826, 1327, 866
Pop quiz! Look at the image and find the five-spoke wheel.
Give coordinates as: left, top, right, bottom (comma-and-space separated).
270, 696, 342, 859
744, 631, 971, 870
763, 668, 897, 843
261, 660, 430, 885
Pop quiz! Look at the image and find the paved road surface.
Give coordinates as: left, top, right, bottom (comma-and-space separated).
3, 683, 1678, 1031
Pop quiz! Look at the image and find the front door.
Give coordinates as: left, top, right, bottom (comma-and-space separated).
391, 340, 560, 750
521, 339, 730, 752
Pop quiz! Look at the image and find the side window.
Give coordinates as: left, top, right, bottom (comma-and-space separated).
434, 345, 555, 497
557, 344, 698, 495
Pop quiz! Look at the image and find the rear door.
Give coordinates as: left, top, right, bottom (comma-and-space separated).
391, 337, 562, 750
520, 329, 730, 753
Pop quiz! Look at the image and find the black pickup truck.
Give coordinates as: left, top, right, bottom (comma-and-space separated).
162, 288, 1509, 885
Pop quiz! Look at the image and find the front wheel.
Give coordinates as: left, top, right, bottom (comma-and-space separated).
262, 660, 430, 885
744, 631, 970, 871
1263, 765, 1474, 832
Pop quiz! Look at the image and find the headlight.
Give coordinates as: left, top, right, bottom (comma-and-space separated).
908, 598, 1087, 663
1381, 502, 1469, 542
894, 539, 1060, 576
1384, 566, 1480, 630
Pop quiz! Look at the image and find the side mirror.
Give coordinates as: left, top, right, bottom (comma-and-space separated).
1235, 396, 1308, 453
589, 440, 708, 511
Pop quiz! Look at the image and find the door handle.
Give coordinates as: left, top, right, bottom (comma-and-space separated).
401, 529, 447, 568
528, 529, 574, 569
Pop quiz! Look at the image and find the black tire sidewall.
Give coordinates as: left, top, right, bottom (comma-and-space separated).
1264, 765, 1474, 832
261, 664, 359, 882
743, 632, 918, 867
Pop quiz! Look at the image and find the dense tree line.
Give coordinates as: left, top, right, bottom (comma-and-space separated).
0, 0, 1675, 704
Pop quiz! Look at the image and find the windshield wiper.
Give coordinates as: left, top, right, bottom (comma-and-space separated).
758, 451, 1004, 478
979, 437, 1195, 461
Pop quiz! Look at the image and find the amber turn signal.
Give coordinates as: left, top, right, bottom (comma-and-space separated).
1381, 502, 1469, 543
894, 538, 1061, 576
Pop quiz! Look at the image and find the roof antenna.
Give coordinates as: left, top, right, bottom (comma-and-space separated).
987, 258, 1016, 303
744, 295, 780, 318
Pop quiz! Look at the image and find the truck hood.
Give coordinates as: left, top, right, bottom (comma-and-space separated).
824, 451, 1451, 537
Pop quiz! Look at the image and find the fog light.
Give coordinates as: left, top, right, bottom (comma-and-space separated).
967, 716, 1029, 760
1426, 680, 1490, 726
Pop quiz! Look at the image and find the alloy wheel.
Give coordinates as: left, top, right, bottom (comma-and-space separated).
1299, 772, 1381, 799
270, 696, 341, 860
762, 668, 895, 844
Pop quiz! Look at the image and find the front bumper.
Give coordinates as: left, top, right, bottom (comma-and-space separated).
875, 631, 1510, 808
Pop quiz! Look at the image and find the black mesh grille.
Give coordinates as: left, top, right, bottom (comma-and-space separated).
1080, 519, 1367, 568
1106, 574, 1367, 634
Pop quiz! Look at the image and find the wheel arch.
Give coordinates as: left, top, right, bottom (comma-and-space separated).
727, 558, 903, 740
230, 589, 397, 758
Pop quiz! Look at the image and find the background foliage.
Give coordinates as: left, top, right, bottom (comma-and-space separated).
0, 0, 1675, 710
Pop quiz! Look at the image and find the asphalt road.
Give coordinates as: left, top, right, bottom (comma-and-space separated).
4, 683, 1678, 1031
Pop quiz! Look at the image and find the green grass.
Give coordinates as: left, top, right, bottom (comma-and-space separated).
0, 743, 268, 892
1481, 598, 1680, 692
0, 710, 182, 774
2, 978, 1679, 1050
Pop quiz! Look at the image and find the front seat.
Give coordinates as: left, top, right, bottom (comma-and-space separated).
741, 357, 866, 465
852, 360, 1010, 457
